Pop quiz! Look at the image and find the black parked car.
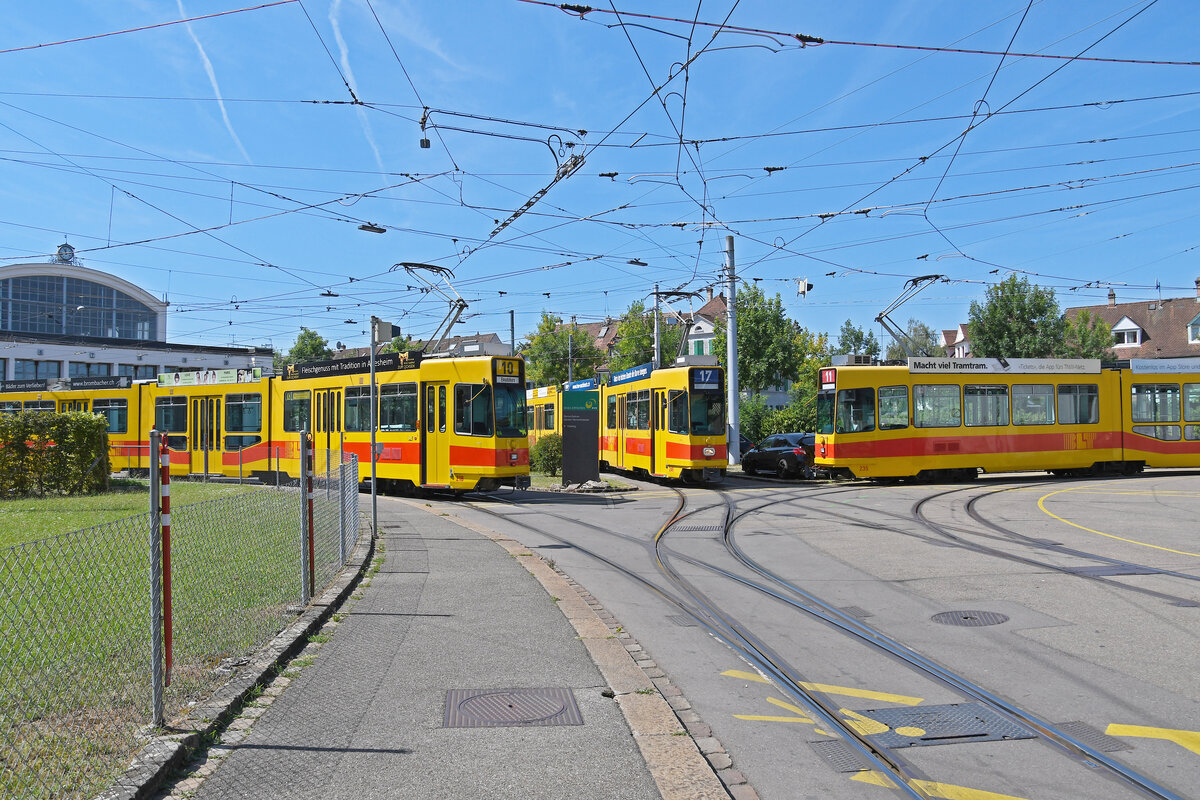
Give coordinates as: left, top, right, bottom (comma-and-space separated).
741, 432, 816, 479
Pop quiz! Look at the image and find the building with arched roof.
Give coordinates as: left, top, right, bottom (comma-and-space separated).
0, 244, 271, 387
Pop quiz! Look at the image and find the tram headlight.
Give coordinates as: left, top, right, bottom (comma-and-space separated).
702, 446, 716, 457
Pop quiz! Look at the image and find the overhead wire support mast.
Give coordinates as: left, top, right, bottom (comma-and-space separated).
875, 274, 943, 358
394, 262, 468, 354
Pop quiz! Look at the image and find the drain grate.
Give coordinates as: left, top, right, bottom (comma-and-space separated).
931, 610, 1009, 627
858, 702, 1036, 748
1066, 564, 1158, 577
809, 739, 872, 773
671, 525, 723, 532
666, 614, 697, 627
1056, 721, 1132, 752
839, 605, 873, 620
444, 688, 583, 728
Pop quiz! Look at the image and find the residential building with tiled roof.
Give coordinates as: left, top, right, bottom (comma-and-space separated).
940, 324, 971, 358
1065, 279, 1200, 359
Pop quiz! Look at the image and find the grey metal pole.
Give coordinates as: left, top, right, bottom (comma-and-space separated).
567, 319, 573, 383
510, 309, 515, 355
369, 317, 379, 539
148, 430, 164, 728
300, 428, 311, 606
653, 282, 660, 369
725, 235, 741, 466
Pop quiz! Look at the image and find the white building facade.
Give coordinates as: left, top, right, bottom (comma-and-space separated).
0, 247, 271, 387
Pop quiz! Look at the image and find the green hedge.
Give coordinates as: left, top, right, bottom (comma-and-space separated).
0, 411, 110, 496
530, 433, 563, 477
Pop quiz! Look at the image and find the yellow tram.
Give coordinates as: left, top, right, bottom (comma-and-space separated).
597, 361, 727, 483
0, 354, 529, 492
814, 356, 1200, 480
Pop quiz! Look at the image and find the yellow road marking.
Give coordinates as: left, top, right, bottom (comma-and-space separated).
839, 707, 891, 735
1106, 724, 1200, 755
852, 772, 1031, 799
734, 696, 815, 724
1038, 488, 1200, 557
721, 669, 924, 705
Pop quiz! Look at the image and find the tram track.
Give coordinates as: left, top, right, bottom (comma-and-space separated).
456, 478, 1191, 799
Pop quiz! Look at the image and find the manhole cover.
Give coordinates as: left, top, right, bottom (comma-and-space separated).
1055, 720, 1132, 752
931, 610, 1009, 627
444, 688, 583, 728
809, 739, 871, 773
859, 702, 1036, 748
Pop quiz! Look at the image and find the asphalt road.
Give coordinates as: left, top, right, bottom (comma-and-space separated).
444, 470, 1200, 800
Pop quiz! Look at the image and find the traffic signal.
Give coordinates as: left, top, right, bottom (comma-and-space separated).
796, 278, 814, 297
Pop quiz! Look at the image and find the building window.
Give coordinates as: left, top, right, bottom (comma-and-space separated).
14, 359, 60, 381
69, 361, 111, 378
1189, 319, 1200, 344
118, 363, 157, 380
1113, 328, 1140, 346
694, 339, 704, 355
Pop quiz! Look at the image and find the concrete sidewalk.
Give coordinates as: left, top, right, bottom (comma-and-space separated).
148, 495, 729, 800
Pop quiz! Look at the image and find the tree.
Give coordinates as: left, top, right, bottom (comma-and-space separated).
968, 275, 1064, 358
521, 312, 604, 388
609, 300, 683, 372
1058, 309, 1113, 359
786, 327, 832, 432
711, 286, 802, 394
883, 318, 944, 360
379, 332, 415, 354
277, 327, 332, 370
833, 319, 881, 358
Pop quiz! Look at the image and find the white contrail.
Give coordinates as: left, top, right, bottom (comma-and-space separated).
178, 0, 252, 164
330, 0, 387, 175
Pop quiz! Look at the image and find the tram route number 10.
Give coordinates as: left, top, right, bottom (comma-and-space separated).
495, 359, 522, 384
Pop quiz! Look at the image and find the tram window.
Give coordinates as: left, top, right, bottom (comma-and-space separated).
1131, 384, 1179, 423
426, 387, 435, 434
1133, 425, 1181, 441
283, 390, 311, 432
877, 386, 909, 430
24, 400, 55, 413
1183, 384, 1200, 422
606, 395, 618, 430
1185, 424, 1200, 441
913, 385, 960, 428
689, 391, 725, 436
155, 396, 187, 432
380, 383, 418, 432
494, 383, 526, 438
345, 386, 372, 432
628, 389, 650, 430
1012, 385, 1055, 425
93, 398, 128, 434
816, 391, 834, 435
668, 390, 689, 434
226, 393, 262, 434
455, 383, 494, 436
0, 401, 20, 415
526, 406, 535, 432
835, 388, 875, 433
964, 385, 1009, 427
543, 403, 555, 432
438, 386, 447, 433
1058, 384, 1099, 425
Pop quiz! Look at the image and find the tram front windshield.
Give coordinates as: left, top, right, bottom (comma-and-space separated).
816, 390, 834, 434
689, 390, 725, 436
494, 384, 527, 438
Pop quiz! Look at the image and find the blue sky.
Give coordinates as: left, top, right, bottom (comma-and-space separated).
2, 0, 1198, 355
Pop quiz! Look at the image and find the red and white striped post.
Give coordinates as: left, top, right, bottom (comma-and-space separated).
306, 433, 315, 600
160, 438, 173, 686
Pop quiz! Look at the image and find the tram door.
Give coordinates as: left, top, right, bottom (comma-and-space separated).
313, 388, 342, 470
424, 382, 450, 485
613, 394, 626, 470
59, 399, 89, 412
191, 396, 222, 475
652, 389, 668, 475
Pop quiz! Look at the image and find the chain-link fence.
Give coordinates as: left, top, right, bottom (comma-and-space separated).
0, 449, 364, 800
